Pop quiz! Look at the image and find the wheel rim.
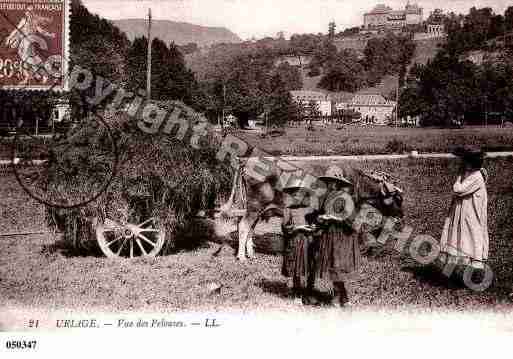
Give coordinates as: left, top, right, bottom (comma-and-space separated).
96, 217, 165, 258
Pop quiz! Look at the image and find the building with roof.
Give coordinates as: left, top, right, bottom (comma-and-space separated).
364, 2, 423, 30
335, 93, 396, 125
290, 90, 332, 116
274, 55, 312, 68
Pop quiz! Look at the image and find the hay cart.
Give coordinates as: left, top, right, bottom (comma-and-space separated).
94, 216, 167, 259
92, 161, 247, 259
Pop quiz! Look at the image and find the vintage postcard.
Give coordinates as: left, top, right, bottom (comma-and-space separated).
0, 0, 70, 91
1, 0, 513, 356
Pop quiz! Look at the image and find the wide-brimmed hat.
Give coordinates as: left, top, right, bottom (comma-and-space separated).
452, 145, 486, 170
318, 166, 352, 186
452, 145, 485, 159
283, 178, 312, 193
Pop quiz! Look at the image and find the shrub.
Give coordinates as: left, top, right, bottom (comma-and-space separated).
385, 139, 411, 154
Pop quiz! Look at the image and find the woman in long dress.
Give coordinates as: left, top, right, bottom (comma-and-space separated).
440, 146, 489, 271
304, 166, 360, 307
281, 179, 316, 300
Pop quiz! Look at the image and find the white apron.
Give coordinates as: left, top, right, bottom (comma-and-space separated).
440, 171, 489, 269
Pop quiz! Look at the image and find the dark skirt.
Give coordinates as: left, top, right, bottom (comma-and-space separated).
316, 222, 361, 282
282, 232, 315, 282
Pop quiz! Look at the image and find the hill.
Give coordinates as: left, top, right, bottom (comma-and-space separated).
113, 19, 242, 47
302, 36, 444, 97
410, 38, 445, 66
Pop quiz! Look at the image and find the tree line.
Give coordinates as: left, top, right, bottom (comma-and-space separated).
401, 6, 513, 127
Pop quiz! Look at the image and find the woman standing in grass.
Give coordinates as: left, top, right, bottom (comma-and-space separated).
440, 145, 489, 273
281, 179, 317, 301
303, 166, 360, 307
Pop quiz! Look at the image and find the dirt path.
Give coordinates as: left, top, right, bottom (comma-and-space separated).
273, 151, 513, 162
2, 151, 512, 166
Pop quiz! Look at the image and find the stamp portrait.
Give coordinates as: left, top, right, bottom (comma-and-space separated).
0, 0, 70, 91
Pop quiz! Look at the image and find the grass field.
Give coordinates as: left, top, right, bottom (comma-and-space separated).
1, 155, 513, 312
236, 125, 513, 156
2, 125, 513, 160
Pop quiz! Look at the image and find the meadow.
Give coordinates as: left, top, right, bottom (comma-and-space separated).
235, 125, 513, 156
1, 155, 513, 312
2, 125, 513, 161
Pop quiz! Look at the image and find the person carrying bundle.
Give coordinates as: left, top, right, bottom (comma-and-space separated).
304, 166, 361, 307
281, 178, 317, 302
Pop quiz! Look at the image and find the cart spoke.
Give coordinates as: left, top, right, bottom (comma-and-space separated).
138, 233, 156, 248
138, 217, 155, 227
106, 236, 122, 247
96, 217, 165, 259
135, 238, 147, 256
116, 238, 127, 256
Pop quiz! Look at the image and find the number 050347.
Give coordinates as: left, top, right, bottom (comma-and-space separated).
5, 340, 37, 350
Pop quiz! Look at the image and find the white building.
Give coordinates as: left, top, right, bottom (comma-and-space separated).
290, 90, 332, 116
336, 93, 396, 125
51, 99, 71, 123
364, 2, 423, 29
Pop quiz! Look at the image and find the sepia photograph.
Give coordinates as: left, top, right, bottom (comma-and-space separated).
1, 0, 513, 355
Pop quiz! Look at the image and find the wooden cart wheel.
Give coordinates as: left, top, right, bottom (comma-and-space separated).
95, 217, 165, 258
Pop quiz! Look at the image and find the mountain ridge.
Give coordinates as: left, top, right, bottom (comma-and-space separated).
113, 19, 242, 47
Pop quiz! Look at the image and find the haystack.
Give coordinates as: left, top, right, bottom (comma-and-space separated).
46, 100, 233, 254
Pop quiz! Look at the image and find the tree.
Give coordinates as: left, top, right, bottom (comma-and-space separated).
328, 21, 336, 40
177, 42, 199, 55
307, 100, 320, 118
290, 33, 320, 55
70, 0, 130, 115
340, 27, 360, 36
310, 39, 338, 69
505, 6, 513, 32
267, 73, 299, 127
363, 33, 415, 86
126, 38, 198, 106
318, 50, 365, 92
274, 62, 303, 91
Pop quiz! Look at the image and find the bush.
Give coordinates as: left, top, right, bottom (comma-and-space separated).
307, 66, 321, 77
385, 139, 411, 154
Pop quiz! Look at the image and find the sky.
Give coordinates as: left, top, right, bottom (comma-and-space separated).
82, 0, 511, 40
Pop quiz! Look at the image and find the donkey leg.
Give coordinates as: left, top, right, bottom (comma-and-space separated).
237, 217, 250, 261
246, 228, 256, 259
246, 217, 260, 259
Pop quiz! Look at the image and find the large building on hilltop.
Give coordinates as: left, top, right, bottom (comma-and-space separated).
364, 2, 423, 30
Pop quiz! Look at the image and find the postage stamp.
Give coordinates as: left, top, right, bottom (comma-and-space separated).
0, 0, 70, 91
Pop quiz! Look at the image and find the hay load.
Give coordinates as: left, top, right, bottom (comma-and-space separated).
46, 100, 233, 256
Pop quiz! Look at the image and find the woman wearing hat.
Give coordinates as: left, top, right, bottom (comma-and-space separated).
281, 178, 317, 301
440, 145, 489, 272
305, 166, 360, 307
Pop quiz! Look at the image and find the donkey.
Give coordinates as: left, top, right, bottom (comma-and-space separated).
202, 158, 404, 262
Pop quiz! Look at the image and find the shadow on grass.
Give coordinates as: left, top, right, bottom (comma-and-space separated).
257, 278, 335, 305
41, 239, 105, 258
257, 278, 291, 299
401, 264, 468, 290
